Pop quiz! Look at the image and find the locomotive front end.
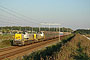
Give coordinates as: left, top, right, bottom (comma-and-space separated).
13, 34, 24, 46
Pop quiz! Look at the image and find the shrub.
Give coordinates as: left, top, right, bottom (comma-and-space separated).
22, 34, 75, 60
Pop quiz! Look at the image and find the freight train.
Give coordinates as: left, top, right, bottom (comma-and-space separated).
13, 32, 45, 46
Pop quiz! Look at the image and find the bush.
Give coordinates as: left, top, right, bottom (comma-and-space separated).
22, 34, 75, 60
73, 42, 90, 60
0, 40, 11, 48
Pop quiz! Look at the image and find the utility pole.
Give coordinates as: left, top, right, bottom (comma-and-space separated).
49, 24, 50, 31
25, 27, 26, 31
67, 28, 68, 32
59, 26, 60, 42
20, 26, 21, 31
32, 27, 33, 34
11, 26, 13, 34
39, 26, 40, 32
39, 24, 41, 32
29, 26, 30, 31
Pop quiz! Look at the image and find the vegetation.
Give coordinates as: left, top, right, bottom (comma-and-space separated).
0, 34, 13, 40
55, 34, 90, 60
21, 34, 90, 60
72, 42, 89, 60
0, 34, 13, 48
74, 29, 90, 34
85, 34, 90, 38
0, 34, 14, 43
0, 40, 13, 48
22, 34, 75, 60
0, 26, 73, 33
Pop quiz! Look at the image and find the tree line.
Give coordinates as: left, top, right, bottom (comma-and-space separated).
74, 29, 90, 34
0, 26, 73, 34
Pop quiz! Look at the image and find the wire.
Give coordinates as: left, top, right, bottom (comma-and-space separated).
0, 5, 41, 25
0, 14, 31, 24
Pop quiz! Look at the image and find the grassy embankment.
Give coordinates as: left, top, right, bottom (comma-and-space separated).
85, 34, 90, 38
22, 34, 75, 60
56, 34, 90, 60
0, 34, 13, 48
22, 34, 90, 60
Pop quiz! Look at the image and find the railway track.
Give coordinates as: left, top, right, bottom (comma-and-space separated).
0, 46, 19, 52
0, 36, 59, 60
0, 36, 58, 53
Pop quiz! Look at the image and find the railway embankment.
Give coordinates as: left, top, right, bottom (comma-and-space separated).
2, 34, 89, 60
30, 34, 90, 60
22, 34, 75, 60
56, 34, 90, 60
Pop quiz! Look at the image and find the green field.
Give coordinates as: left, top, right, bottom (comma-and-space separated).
0, 34, 13, 48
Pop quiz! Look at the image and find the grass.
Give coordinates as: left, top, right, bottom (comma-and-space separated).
0, 34, 14, 42
85, 34, 90, 38
0, 34, 13, 48
21, 34, 90, 60
72, 42, 89, 60
0, 40, 12, 48
22, 34, 75, 60
55, 34, 90, 60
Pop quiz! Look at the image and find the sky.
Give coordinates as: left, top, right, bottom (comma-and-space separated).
0, 0, 90, 30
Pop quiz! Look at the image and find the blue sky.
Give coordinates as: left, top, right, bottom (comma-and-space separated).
0, 0, 90, 30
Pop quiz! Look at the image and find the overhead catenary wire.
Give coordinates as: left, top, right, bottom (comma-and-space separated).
0, 14, 30, 25
0, 7, 33, 25
0, 5, 40, 32
0, 18, 15, 24
0, 17, 26, 27
0, 4, 56, 32
0, 5, 41, 25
